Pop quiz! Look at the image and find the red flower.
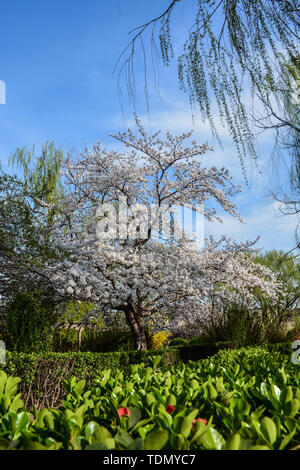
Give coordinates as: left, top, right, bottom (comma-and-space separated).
166, 404, 175, 414
117, 407, 130, 418
193, 418, 208, 425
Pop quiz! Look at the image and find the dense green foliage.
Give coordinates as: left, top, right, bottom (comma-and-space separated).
169, 338, 190, 348
0, 344, 242, 409
0, 167, 65, 317
9, 140, 64, 224
255, 249, 300, 309
1, 350, 179, 410
52, 327, 135, 353
0, 346, 299, 450
2, 291, 57, 354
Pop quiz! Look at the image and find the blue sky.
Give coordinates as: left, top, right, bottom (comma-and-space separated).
0, 0, 298, 253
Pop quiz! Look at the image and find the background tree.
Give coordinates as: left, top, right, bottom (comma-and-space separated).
249, 54, 300, 250
2, 289, 57, 353
255, 249, 300, 330
0, 141, 66, 300
41, 120, 281, 350
170, 248, 300, 345
0, 142, 69, 350
0, 171, 54, 302
257, 56, 300, 233
9, 140, 65, 226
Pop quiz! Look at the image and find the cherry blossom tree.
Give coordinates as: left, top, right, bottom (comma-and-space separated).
43, 120, 281, 350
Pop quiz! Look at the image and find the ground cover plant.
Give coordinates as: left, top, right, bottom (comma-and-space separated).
0, 346, 299, 450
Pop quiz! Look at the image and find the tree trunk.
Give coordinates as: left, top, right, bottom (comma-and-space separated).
124, 306, 148, 350
78, 326, 84, 351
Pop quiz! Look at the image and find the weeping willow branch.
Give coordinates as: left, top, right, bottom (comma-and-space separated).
115, 0, 299, 181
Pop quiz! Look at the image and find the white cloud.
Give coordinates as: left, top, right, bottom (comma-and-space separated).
205, 200, 300, 252
113, 107, 232, 141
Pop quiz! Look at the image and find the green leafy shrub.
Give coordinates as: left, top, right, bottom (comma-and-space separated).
52, 328, 79, 352
52, 327, 135, 353
81, 328, 135, 352
0, 349, 179, 410
178, 342, 236, 361
2, 291, 57, 353
201, 304, 267, 346
0, 342, 292, 411
0, 346, 299, 450
169, 338, 189, 348
188, 336, 206, 346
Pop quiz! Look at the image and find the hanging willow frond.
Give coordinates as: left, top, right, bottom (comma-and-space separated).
115, 0, 299, 179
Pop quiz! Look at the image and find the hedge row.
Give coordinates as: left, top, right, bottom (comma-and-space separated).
0, 342, 291, 411
0, 349, 178, 410
172, 341, 236, 361
175, 340, 293, 360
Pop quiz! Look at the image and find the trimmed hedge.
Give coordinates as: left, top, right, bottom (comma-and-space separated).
4, 340, 284, 411
177, 341, 236, 361
168, 337, 189, 348
0, 349, 179, 410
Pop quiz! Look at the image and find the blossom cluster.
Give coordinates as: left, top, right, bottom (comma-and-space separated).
36, 120, 282, 345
